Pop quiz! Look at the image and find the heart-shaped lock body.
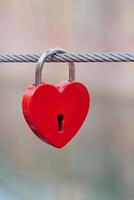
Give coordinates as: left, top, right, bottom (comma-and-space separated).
22, 80, 90, 148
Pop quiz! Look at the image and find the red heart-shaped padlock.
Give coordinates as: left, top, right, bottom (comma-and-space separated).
22, 48, 90, 148
22, 80, 90, 148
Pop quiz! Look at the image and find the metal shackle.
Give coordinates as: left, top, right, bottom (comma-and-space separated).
35, 48, 75, 86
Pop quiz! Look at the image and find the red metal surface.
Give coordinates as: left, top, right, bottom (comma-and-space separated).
22, 80, 90, 148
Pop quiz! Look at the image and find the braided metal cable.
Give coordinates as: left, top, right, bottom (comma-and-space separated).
0, 52, 134, 63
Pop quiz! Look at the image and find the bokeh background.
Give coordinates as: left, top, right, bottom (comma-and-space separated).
0, 0, 134, 199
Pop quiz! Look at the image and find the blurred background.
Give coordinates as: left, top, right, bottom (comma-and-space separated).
0, 0, 134, 199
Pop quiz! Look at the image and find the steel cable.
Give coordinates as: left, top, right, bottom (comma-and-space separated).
0, 52, 134, 63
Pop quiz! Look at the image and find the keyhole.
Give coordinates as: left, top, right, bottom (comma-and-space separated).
57, 114, 64, 132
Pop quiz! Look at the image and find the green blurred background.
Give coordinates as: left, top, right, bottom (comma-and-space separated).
0, 0, 134, 199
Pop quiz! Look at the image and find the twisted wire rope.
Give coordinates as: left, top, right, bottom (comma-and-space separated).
0, 52, 134, 63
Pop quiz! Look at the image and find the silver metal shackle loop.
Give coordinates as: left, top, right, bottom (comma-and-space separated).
35, 48, 75, 86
